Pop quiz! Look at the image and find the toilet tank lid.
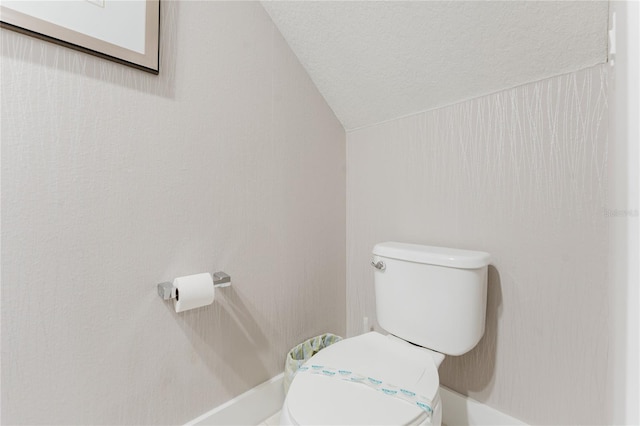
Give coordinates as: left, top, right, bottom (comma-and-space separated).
373, 242, 490, 269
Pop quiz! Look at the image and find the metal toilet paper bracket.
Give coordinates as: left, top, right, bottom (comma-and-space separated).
157, 272, 231, 301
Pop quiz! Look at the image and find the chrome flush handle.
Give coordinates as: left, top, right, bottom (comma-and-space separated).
371, 260, 385, 271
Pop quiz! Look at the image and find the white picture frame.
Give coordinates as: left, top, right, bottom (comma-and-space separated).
0, 0, 160, 74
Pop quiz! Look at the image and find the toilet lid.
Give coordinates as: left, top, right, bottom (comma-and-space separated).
286, 332, 440, 425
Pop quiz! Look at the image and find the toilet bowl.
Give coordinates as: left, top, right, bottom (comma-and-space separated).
280, 332, 444, 425
282, 242, 490, 425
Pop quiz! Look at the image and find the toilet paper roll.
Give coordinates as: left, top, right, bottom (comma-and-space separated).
173, 273, 215, 313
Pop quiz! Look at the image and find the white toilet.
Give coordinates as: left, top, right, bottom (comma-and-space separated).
281, 242, 490, 425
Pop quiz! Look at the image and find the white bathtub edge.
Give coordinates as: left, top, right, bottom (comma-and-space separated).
186, 373, 285, 426
185, 375, 528, 426
440, 386, 528, 426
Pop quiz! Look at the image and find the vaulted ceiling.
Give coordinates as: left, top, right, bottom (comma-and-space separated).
262, 1, 609, 130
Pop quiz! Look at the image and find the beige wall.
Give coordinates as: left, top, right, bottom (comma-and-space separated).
347, 64, 611, 425
0, 2, 345, 424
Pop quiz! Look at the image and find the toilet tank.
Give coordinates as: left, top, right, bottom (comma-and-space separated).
372, 242, 490, 356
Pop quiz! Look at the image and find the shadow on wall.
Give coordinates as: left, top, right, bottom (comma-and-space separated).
439, 265, 503, 401
174, 286, 272, 397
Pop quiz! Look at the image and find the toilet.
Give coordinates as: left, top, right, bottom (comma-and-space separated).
281, 242, 490, 425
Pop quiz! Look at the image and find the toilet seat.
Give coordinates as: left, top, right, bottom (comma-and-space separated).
284, 332, 441, 425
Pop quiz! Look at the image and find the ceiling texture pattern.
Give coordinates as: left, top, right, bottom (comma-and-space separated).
262, 1, 609, 130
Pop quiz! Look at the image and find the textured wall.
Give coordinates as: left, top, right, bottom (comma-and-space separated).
347, 65, 610, 425
1, 2, 346, 424
263, 1, 609, 130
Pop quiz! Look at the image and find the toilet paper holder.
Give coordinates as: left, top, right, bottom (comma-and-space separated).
157, 271, 231, 300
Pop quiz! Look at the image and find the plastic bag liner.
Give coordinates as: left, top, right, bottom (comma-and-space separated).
284, 333, 343, 394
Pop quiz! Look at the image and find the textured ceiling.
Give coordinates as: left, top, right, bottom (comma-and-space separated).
262, 1, 609, 130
